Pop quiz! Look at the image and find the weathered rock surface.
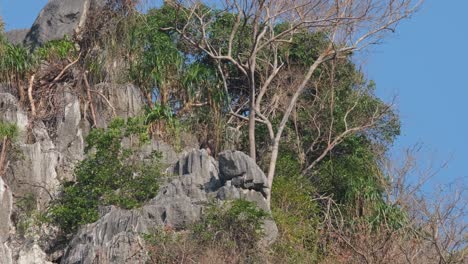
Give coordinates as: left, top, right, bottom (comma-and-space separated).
61, 149, 277, 264
0, 177, 13, 264
4, 29, 29, 45
219, 150, 269, 195
93, 83, 145, 128
16, 243, 52, 264
24, 0, 104, 48
0, 93, 29, 133
0, 82, 153, 263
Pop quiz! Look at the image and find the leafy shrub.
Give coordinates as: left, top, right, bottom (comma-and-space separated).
48, 118, 162, 234
14, 193, 48, 238
192, 200, 268, 252
0, 121, 19, 140
271, 173, 322, 263
0, 42, 33, 83
34, 37, 76, 62
143, 200, 268, 263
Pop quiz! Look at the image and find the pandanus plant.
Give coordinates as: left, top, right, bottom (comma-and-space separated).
0, 40, 34, 103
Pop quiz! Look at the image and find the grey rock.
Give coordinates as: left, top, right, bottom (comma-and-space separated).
0, 82, 148, 262
24, 0, 104, 48
224, 126, 242, 150
4, 29, 29, 45
133, 139, 179, 167
0, 93, 29, 133
93, 83, 145, 128
218, 150, 268, 194
262, 219, 279, 246
0, 177, 13, 264
7, 127, 61, 208
54, 87, 88, 182
16, 242, 52, 264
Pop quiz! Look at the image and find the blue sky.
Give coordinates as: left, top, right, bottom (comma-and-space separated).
366, 0, 468, 186
1, 1, 466, 187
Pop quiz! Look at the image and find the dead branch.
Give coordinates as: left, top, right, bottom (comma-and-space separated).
90, 89, 117, 118
83, 71, 98, 128
28, 74, 36, 117
0, 136, 8, 177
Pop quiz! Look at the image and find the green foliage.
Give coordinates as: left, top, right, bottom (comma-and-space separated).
270, 152, 322, 262
142, 228, 188, 263
48, 118, 162, 234
15, 193, 48, 238
315, 135, 408, 229
0, 36, 76, 86
129, 6, 183, 98
0, 41, 33, 83
0, 16, 4, 36
34, 37, 76, 62
0, 121, 19, 140
193, 200, 268, 250
144, 104, 175, 125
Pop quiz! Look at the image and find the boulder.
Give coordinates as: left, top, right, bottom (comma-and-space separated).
24, 0, 104, 48
0, 82, 150, 263
218, 150, 268, 194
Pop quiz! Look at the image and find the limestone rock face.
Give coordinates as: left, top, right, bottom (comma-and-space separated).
17, 243, 52, 264
23, 0, 104, 48
61, 150, 277, 264
0, 177, 13, 264
0, 93, 28, 133
4, 29, 29, 45
0, 82, 149, 263
93, 83, 146, 128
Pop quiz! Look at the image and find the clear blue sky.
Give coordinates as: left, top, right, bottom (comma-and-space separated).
1, 1, 466, 186
366, 0, 468, 186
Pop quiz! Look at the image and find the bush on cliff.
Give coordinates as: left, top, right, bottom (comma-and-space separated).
48, 118, 163, 234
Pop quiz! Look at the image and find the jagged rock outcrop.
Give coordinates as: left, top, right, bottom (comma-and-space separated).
23, 0, 104, 48
60, 149, 277, 264
0, 82, 155, 263
4, 29, 29, 45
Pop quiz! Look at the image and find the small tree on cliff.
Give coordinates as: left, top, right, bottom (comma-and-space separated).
170, 0, 422, 206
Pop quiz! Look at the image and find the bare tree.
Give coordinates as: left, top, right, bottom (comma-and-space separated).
318, 148, 467, 264
172, 0, 422, 206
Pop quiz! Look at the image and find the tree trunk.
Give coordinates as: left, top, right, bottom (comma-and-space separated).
248, 54, 257, 161
265, 56, 327, 208
266, 140, 280, 207
249, 95, 257, 162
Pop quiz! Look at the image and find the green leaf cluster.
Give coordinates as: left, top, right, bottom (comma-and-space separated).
192, 200, 268, 250
0, 121, 19, 140
34, 37, 77, 62
271, 174, 322, 263
48, 118, 162, 234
